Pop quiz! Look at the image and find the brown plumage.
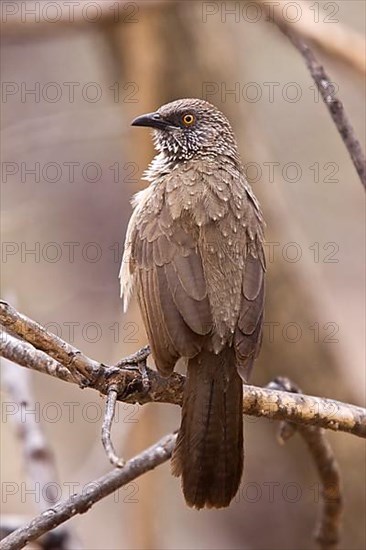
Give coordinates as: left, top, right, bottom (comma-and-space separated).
120, 99, 265, 509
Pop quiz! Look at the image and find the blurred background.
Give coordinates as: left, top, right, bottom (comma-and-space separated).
1, 1, 365, 549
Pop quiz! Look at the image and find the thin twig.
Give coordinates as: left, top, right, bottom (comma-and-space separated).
1, 302, 365, 438
100, 351, 150, 467
101, 386, 125, 468
0, 433, 177, 550
272, 20, 366, 189
271, 378, 343, 550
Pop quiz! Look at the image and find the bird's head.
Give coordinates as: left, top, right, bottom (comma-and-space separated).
131, 98, 240, 163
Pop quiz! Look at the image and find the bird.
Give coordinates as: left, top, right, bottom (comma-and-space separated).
120, 98, 265, 509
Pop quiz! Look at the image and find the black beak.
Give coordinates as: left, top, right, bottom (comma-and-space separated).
131, 112, 170, 130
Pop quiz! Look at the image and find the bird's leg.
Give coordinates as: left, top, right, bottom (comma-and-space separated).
110, 345, 151, 398
136, 358, 150, 394
113, 345, 151, 371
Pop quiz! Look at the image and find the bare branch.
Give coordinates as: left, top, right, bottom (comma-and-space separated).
1, 377, 346, 550
0, 300, 101, 385
0, 433, 177, 550
0, 303, 357, 550
1, 302, 365, 439
300, 425, 342, 550
1, 518, 26, 543
256, 0, 366, 74
271, 378, 343, 550
1, 332, 75, 384
100, 349, 151, 467
243, 382, 366, 439
3, 0, 365, 75
101, 386, 125, 468
0, 517, 73, 550
270, 17, 366, 189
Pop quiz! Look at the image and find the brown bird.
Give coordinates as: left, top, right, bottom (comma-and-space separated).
120, 98, 265, 509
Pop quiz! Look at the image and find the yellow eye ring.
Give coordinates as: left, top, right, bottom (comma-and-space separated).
182, 114, 195, 126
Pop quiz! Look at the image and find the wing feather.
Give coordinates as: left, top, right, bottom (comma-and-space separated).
235, 250, 265, 380
164, 262, 212, 335
132, 202, 211, 374
137, 270, 177, 375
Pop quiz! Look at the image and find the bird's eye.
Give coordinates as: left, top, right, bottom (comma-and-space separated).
182, 114, 195, 126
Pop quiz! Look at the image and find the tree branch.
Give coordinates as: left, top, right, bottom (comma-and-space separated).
0, 376, 344, 550
101, 385, 125, 468
0, 433, 177, 550
0, 301, 100, 385
271, 378, 342, 550
0, 517, 74, 550
1, 301, 365, 439
256, 0, 366, 74
1, 302, 360, 550
269, 13, 366, 190
299, 425, 342, 550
